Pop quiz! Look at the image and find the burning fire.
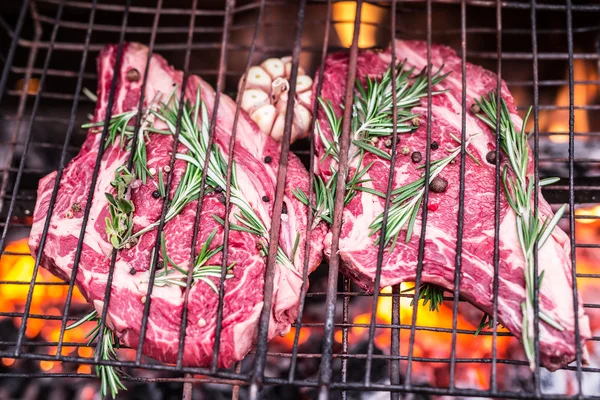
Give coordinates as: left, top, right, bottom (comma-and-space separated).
0, 238, 93, 371
524, 59, 598, 143
332, 2, 385, 48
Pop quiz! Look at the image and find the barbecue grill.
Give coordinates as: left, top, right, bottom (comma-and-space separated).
1, 0, 600, 399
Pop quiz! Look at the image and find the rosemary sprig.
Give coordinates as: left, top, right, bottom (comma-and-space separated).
153, 229, 234, 292
369, 141, 466, 251
82, 110, 138, 150
66, 310, 126, 399
135, 86, 295, 270
351, 61, 449, 158
403, 283, 445, 312
473, 92, 565, 370
105, 166, 136, 249
299, 61, 448, 232
81, 92, 164, 184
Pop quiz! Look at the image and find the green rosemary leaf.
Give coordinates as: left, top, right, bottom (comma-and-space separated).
475, 313, 493, 336
403, 283, 445, 313
540, 177, 560, 187
291, 232, 301, 261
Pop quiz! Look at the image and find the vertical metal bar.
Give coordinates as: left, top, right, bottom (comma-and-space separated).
489, 0, 503, 393
54, 0, 100, 358
135, 0, 198, 364
207, 0, 238, 372
530, 0, 541, 395
565, 0, 584, 394
448, 0, 468, 391
316, 2, 363, 399
340, 277, 350, 400
364, 0, 401, 386
175, 0, 263, 371
0, 0, 30, 106
91, 0, 132, 364
288, 0, 333, 384
389, 7, 402, 395
6, 0, 66, 355
0, 3, 41, 228
404, 0, 433, 387
249, 1, 307, 397
390, 283, 401, 400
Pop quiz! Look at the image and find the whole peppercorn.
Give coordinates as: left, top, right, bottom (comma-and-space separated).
129, 268, 137, 275
411, 151, 422, 163
156, 261, 164, 270
217, 193, 226, 204
430, 141, 439, 150
152, 190, 160, 199
264, 156, 272, 164
384, 139, 393, 149
215, 186, 223, 193
71, 202, 82, 212
411, 117, 420, 127
470, 103, 481, 114
262, 195, 270, 202
430, 176, 448, 193
282, 202, 288, 215
401, 146, 410, 155
127, 68, 140, 82
486, 150, 497, 165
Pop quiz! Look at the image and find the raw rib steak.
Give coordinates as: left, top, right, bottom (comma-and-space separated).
29, 42, 326, 367
313, 39, 590, 371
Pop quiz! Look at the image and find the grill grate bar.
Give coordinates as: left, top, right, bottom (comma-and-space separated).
4, 1, 67, 357
52, 0, 99, 360
489, 0, 503, 392
566, 0, 584, 394
249, 1, 308, 396
287, 0, 333, 384
316, 1, 363, 397
448, 0, 469, 391
404, 0, 434, 388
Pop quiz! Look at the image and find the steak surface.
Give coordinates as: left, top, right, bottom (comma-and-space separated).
29, 42, 326, 367
313, 39, 591, 371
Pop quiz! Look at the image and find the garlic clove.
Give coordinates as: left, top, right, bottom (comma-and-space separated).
297, 90, 312, 108
261, 58, 285, 79
275, 92, 289, 115
271, 77, 289, 103
285, 64, 306, 79
250, 104, 277, 134
242, 66, 272, 93
295, 75, 313, 93
271, 114, 286, 142
241, 89, 269, 114
294, 104, 312, 137
270, 114, 299, 143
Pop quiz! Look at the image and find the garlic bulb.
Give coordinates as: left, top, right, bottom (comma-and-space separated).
239, 56, 313, 143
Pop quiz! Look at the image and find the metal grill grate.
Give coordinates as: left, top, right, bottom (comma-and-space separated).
1, 0, 600, 399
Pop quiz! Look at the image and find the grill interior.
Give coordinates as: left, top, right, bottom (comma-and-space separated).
1, 0, 600, 399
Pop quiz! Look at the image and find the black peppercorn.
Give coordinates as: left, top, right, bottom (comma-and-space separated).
156, 261, 164, 270
262, 195, 270, 202
470, 103, 481, 114
152, 190, 160, 199
430, 177, 448, 193
127, 68, 140, 82
411, 151, 422, 163
264, 156, 272, 164
215, 186, 223, 193
282, 202, 288, 214
486, 150, 497, 165
430, 141, 439, 150
129, 268, 137, 275
217, 193, 226, 204
71, 202, 82, 212
384, 139, 393, 148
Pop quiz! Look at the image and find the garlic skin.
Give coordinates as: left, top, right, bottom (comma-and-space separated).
239, 56, 313, 143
